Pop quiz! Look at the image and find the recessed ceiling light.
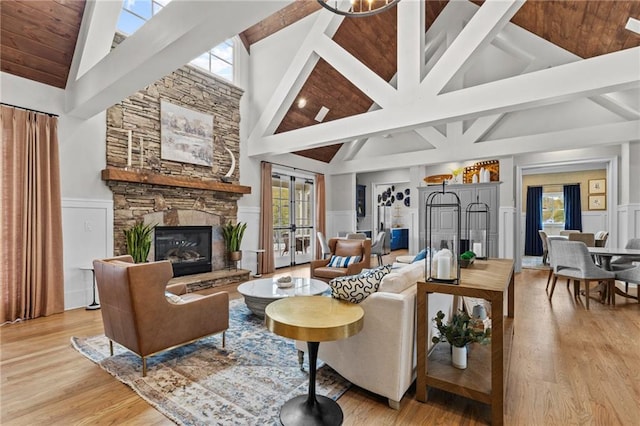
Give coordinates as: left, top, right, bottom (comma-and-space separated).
315, 106, 329, 122
297, 98, 307, 108
626, 17, 640, 34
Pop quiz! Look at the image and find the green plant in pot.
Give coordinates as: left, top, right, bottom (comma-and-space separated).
222, 221, 247, 263
432, 309, 491, 369
123, 222, 155, 263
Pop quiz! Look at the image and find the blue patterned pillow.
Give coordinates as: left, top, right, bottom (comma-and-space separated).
328, 255, 362, 268
329, 265, 392, 303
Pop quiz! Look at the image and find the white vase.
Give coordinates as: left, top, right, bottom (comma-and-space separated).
452, 345, 467, 369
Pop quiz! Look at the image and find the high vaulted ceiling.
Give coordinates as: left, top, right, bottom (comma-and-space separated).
1, 1, 638, 166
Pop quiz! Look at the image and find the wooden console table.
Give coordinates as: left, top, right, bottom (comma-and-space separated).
416, 258, 514, 425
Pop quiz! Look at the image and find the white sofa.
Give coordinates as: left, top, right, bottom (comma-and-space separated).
295, 260, 456, 409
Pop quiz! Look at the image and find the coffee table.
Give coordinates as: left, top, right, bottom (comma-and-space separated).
265, 296, 364, 426
237, 277, 329, 317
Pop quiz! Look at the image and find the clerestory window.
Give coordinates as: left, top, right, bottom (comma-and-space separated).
116, 0, 234, 83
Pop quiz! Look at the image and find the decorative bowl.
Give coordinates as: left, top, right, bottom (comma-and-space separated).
276, 276, 293, 288
460, 258, 475, 268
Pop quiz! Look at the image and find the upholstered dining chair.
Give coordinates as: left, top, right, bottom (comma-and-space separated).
93, 255, 229, 376
545, 236, 567, 292
548, 241, 616, 309
594, 231, 609, 247
370, 231, 386, 266
346, 232, 367, 240
610, 238, 640, 271
560, 230, 581, 237
310, 238, 371, 283
568, 232, 595, 247
614, 265, 640, 303
538, 230, 549, 265
316, 231, 331, 259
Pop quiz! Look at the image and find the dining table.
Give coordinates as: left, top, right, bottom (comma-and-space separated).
587, 247, 640, 302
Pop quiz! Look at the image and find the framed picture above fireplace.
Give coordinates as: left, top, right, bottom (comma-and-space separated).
160, 100, 214, 167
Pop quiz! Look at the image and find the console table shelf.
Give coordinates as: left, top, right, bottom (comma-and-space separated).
101, 167, 251, 194
417, 259, 515, 426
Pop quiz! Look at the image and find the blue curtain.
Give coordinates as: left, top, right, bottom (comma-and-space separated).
524, 186, 543, 256
564, 184, 583, 231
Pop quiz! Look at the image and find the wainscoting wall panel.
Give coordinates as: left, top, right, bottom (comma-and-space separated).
62, 198, 113, 310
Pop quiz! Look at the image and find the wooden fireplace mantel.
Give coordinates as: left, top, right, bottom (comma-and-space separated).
101, 167, 251, 195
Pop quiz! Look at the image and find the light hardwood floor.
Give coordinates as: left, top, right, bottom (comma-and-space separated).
2, 256, 639, 425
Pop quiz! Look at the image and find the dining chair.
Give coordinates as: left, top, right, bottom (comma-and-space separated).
337, 231, 350, 238
549, 240, 616, 309
614, 265, 640, 304
346, 232, 367, 240
594, 231, 609, 247
610, 238, 640, 272
538, 230, 549, 265
370, 231, 386, 266
559, 230, 580, 237
545, 236, 566, 292
316, 231, 331, 259
568, 232, 595, 247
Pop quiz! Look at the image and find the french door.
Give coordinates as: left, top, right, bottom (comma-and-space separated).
272, 173, 315, 268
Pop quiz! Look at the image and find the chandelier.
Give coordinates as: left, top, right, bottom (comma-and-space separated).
317, 0, 400, 17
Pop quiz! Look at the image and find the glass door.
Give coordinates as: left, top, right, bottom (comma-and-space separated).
272, 172, 315, 268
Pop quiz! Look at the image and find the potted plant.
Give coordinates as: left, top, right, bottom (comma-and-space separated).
432, 309, 491, 369
123, 222, 155, 263
222, 221, 247, 263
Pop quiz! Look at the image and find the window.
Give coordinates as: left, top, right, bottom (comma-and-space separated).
116, 0, 234, 82
542, 192, 564, 225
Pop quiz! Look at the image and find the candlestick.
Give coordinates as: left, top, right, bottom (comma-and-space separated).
139, 136, 144, 168
127, 130, 132, 168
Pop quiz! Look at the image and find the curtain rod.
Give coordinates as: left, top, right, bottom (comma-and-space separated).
263, 160, 320, 176
1, 102, 59, 117
527, 183, 581, 187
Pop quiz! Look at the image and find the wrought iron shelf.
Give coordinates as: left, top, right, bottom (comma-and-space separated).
101, 167, 251, 195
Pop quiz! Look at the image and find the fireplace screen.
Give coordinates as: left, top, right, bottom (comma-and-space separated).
154, 226, 212, 277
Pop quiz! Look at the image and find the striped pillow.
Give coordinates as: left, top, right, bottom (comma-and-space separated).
328, 255, 362, 268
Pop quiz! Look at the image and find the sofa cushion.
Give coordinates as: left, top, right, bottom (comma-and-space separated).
412, 248, 428, 263
328, 255, 361, 268
329, 265, 392, 303
379, 260, 425, 294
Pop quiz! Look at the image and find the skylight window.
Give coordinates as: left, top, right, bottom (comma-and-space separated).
116, 0, 234, 83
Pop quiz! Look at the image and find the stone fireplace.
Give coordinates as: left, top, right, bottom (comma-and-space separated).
154, 225, 212, 277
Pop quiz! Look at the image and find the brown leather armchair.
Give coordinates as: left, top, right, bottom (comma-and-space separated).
310, 238, 371, 282
92, 255, 229, 376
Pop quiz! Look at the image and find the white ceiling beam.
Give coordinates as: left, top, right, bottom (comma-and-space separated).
247, 8, 344, 144
66, 0, 292, 118
421, 0, 525, 96
329, 121, 640, 174
397, 0, 424, 96
414, 127, 445, 149
248, 47, 640, 156
314, 34, 396, 108
67, 0, 122, 85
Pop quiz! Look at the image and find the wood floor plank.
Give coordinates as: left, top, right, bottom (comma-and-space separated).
1, 258, 639, 425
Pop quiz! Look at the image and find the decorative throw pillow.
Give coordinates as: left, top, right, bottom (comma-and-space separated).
329, 265, 392, 303
165, 291, 185, 304
328, 255, 362, 268
412, 248, 428, 263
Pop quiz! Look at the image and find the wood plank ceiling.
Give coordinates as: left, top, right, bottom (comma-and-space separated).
1, 0, 86, 89
243, 0, 640, 163
0, 0, 638, 163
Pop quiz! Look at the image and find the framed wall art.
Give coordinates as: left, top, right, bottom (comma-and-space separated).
588, 178, 606, 194
588, 195, 606, 210
160, 100, 214, 167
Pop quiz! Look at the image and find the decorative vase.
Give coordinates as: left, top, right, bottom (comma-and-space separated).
452, 345, 467, 369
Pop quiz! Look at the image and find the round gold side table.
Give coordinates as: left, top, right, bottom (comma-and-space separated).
265, 296, 364, 426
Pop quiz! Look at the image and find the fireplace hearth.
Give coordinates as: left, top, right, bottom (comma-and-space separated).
155, 226, 212, 277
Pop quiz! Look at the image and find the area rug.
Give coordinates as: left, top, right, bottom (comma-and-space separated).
71, 299, 350, 425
